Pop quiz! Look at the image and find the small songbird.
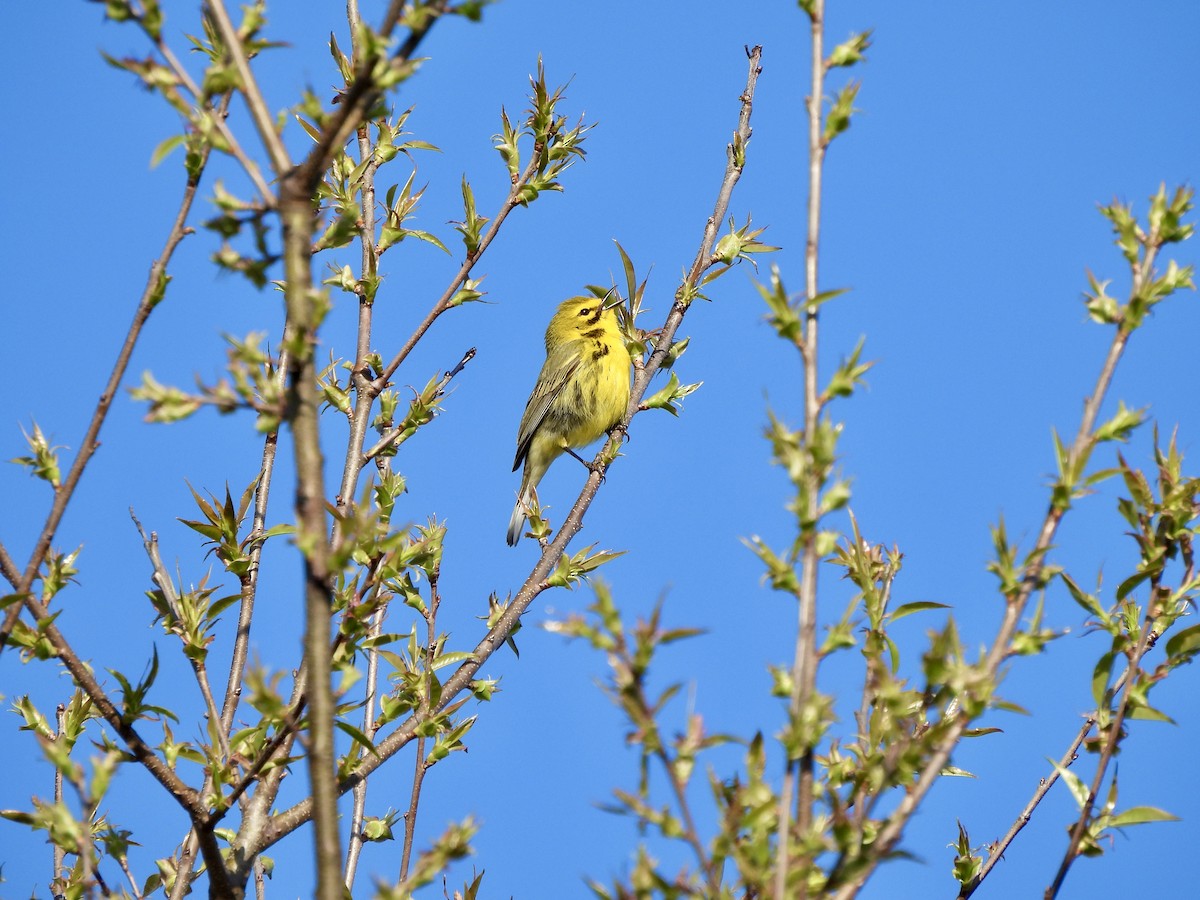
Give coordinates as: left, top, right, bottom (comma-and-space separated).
507, 293, 631, 546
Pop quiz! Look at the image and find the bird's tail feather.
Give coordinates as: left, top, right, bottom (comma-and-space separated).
506, 492, 529, 547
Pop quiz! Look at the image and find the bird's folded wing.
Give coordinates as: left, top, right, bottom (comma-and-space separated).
512, 343, 581, 470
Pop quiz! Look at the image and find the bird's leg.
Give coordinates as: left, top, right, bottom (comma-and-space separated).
564, 447, 612, 485
565, 447, 597, 470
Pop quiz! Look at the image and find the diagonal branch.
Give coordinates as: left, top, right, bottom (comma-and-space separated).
957, 718, 1095, 899
206, 0, 292, 177
0, 95, 229, 656
1046, 605, 1160, 898
379, 148, 549, 386
0, 540, 19, 589
17, 591, 202, 814
634, 46, 763, 400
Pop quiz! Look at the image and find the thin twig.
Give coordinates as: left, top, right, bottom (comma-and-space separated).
957, 717, 1094, 899
332, 0, 381, 525
344, 522, 385, 889
206, 0, 292, 177
226, 638, 307, 875
131, 513, 230, 758
0, 540, 19, 589
117, 853, 144, 900
76, 795, 99, 897
775, 5, 826, 896
378, 151, 553, 386
343, 598, 383, 889
293, 2, 451, 190
130, 514, 182, 620
341, 41, 388, 864
362, 349, 477, 463
656, 743, 717, 894
220, 439, 281, 736
53, 705, 66, 894
195, 662, 230, 757
169, 840, 197, 900
399, 576, 441, 880
1046, 606, 1159, 898
634, 46, 762, 403
852, 555, 898, 833
168, 420, 284, 900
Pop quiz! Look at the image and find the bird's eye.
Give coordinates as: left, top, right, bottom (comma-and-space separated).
578, 307, 591, 316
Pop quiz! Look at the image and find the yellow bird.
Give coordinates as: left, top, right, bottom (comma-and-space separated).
507, 293, 631, 546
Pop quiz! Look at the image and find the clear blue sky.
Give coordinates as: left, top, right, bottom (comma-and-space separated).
2, 2, 1199, 898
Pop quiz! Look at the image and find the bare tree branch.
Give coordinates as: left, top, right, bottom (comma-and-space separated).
776, 3, 827, 895
276, 168, 343, 899
0, 540, 19, 589
958, 718, 1095, 899
206, 0, 292, 177
343, 602, 383, 890
1046, 609, 1159, 897
52, 705, 66, 895
398, 577, 441, 881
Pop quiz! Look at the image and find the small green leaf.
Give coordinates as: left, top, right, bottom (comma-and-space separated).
1109, 806, 1179, 828
1127, 705, 1174, 724
430, 651, 474, 672
962, 727, 1003, 738
888, 601, 950, 623
150, 134, 186, 168
827, 30, 872, 68
1092, 651, 1114, 708
335, 722, 380, 759
1165, 623, 1200, 663
823, 81, 861, 144
1049, 759, 1088, 808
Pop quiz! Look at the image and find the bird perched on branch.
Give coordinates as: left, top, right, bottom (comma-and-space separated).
507, 292, 631, 546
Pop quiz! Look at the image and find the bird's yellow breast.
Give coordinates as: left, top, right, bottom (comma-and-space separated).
544, 298, 630, 448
